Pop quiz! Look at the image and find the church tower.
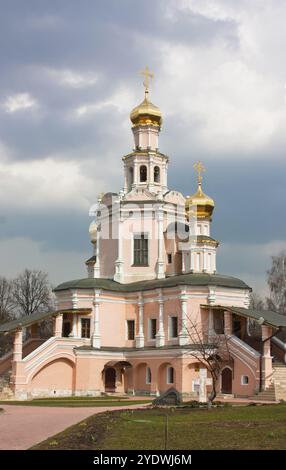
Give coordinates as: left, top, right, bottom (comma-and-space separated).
123, 66, 168, 195
86, 70, 218, 284
183, 162, 219, 274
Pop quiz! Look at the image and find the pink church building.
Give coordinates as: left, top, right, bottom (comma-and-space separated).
1, 74, 286, 402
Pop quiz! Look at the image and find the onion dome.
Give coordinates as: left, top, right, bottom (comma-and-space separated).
89, 221, 97, 242
130, 94, 162, 127
185, 162, 215, 219
130, 66, 162, 127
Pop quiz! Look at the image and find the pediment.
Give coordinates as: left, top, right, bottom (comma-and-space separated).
164, 190, 186, 205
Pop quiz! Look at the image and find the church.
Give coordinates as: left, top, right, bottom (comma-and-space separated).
1, 69, 286, 401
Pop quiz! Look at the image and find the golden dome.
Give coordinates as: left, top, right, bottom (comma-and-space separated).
185, 182, 215, 219
130, 93, 162, 127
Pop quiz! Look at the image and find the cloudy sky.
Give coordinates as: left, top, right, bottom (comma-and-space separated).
0, 0, 286, 294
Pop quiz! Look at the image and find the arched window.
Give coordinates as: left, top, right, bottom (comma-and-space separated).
154, 166, 160, 183
146, 367, 152, 384
167, 366, 174, 384
140, 165, 147, 182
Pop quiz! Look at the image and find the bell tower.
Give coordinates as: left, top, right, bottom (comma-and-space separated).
123, 66, 168, 195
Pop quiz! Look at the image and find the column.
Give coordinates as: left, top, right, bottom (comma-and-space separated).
92, 290, 101, 348
162, 162, 168, 191
202, 249, 207, 272
124, 164, 128, 193
224, 311, 232, 336
208, 308, 214, 338
53, 314, 63, 337
182, 252, 186, 273
133, 161, 139, 187
155, 289, 165, 347
94, 228, 100, 278
71, 314, 78, 337
114, 210, 124, 283
261, 325, 273, 389
13, 329, 23, 362
148, 158, 154, 192
179, 290, 188, 346
150, 366, 159, 396
135, 293, 144, 348
156, 205, 165, 279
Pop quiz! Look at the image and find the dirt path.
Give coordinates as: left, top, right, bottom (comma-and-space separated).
0, 403, 147, 450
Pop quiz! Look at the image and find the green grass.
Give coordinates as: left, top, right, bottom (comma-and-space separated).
32, 404, 286, 450
0, 397, 151, 407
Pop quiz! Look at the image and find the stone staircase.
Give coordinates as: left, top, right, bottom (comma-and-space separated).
249, 362, 286, 402
0, 370, 13, 400
250, 383, 277, 402
272, 362, 286, 401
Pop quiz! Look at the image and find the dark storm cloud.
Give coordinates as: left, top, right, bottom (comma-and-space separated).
0, 0, 238, 160
0, 0, 284, 290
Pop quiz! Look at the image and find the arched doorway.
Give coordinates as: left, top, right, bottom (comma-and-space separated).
221, 368, 232, 394
105, 367, 116, 392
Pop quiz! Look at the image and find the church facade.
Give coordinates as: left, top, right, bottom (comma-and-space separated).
1, 72, 286, 401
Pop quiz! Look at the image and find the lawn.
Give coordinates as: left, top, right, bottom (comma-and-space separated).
32, 404, 286, 450
0, 396, 151, 407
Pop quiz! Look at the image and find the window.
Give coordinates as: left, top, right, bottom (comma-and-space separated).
127, 320, 135, 340
81, 318, 91, 338
241, 375, 249, 385
146, 367, 152, 384
167, 253, 172, 264
133, 234, 148, 266
167, 367, 174, 384
63, 321, 71, 337
140, 165, 147, 182
154, 166, 160, 183
214, 311, 224, 334
169, 316, 178, 338
149, 318, 157, 339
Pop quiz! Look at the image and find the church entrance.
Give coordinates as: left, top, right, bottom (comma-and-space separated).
221, 368, 232, 394
105, 367, 116, 392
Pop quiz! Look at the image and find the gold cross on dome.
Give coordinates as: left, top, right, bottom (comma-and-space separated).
194, 161, 205, 184
140, 66, 154, 94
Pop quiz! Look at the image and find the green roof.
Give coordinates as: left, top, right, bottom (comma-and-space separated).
0, 310, 55, 334
0, 308, 91, 334
227, 306, 286, 328
54, 272, 250, 293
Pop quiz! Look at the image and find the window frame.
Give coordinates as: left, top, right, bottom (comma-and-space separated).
80, 317, 91, 339
154, 165, 160, 183
148, 318, 157, 340
133, 233, 149, 266
166, 366, 174, 384
241, 375, 249, 385
126, 319, 135, 341
146, 367, 152, 384
140, 165, 147, 182
169, 315, 178, 339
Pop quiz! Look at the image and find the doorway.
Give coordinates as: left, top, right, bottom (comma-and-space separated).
105, 367, 116, 392
221, 368, 232, 394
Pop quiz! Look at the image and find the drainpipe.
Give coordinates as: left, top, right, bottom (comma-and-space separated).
259, 324, 282, 392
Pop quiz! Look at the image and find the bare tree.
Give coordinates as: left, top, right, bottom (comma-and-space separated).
0, 276, 14, 323
185, 317, 230, 404
12, 269, 53, 317
249, 292, 265, 310
266, 252, 286, 315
